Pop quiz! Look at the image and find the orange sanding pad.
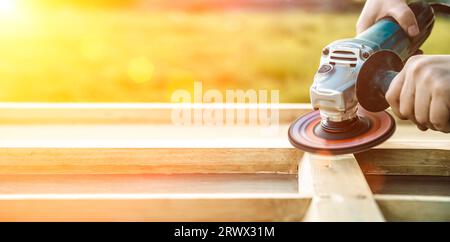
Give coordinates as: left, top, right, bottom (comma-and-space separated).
288, 108, 395, 155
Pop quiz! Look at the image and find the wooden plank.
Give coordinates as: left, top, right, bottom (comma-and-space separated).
0, 173, 309, 221
356, 149, 450, 176
375, 195, 450, 222
0, 148, 301, 174
0, 103, 448, 176
0, 194, 310, 222
0, 124, 448, 149
366, 175, 450, 196
0, 103, 310, 124
379, 125, 450, 150
0, 103, 447, 150
0, 124, 292, 148
3, 134, 443, 177
299, 153, 385, 221
0, 173, 299, 194
0, 102, 441, 127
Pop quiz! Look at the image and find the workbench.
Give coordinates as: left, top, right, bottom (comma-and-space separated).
0, 103, 448, 221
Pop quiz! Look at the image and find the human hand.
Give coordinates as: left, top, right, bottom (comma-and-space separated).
356, 0, 420, 36
386, 55, 450, 133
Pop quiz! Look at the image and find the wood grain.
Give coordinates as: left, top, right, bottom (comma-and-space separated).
0, 173, 308, 221
0, 124, 447, 149
356, 149, 450, 176
0, 103, 310, 124
0, 102, 448, 221
0, 173, 299, 194
299, 153, 384, 221
366, 175, 450, 196
0, 194, 310, 222
0, 103, 448, 151
375, 195, 450, 222
0, 148, 302, 174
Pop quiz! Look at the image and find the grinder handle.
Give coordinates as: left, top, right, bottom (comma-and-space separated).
356, 51, 403, 112
377, 1, 450, 94
375, 70, 398, 97
374, 1, 442, 96
356, 1, 447, 112
356, 1, 435, 61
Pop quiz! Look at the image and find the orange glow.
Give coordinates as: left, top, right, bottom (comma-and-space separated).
128, 57, 155, 84
80, 35, 107, 62
0, 1, 447, 102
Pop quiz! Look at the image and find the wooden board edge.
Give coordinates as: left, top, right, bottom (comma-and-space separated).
0, 193, 311, 222
356, 149, 450, 176
0, 103, 312, 124
0, 148, 302, 175
374, 194, 450, 222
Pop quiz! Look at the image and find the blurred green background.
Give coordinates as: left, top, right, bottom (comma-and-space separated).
0, 0, 448, 103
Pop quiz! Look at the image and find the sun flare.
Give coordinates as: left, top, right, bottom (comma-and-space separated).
0, 0, 33, 27
0, 0, 17, 16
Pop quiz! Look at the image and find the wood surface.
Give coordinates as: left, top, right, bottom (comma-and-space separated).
0, 103, 309, 124
366, 175, 450, 196
356, 149, 450, 176
0, 173, 308, 221
0, 103, 447, 151
0, 148, 302, 175
299, 153, 384, 222
0, 194, 310, 222
375, 195, 450, 221
0, 173, 299, 194
0, 103, 448, 221
0, 103, 447, 175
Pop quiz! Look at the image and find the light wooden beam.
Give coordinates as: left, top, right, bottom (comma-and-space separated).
0, 103, 310, 124
365, 175, 450, 196
0, 124, 447, 149
0, 103, 448, 150
3, 147, 448, 176
0, 173, 299, 194
0, 173, 309, 221
375, 195, 450, 222
299, 153, 385, 221
0, 148, 302, 174
356, 149, 450, 176
0, 194, 310, 222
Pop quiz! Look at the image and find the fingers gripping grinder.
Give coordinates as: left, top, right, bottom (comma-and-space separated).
288, 1, 436, 155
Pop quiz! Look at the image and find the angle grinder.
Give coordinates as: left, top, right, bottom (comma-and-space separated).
288, 1, 449, 155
